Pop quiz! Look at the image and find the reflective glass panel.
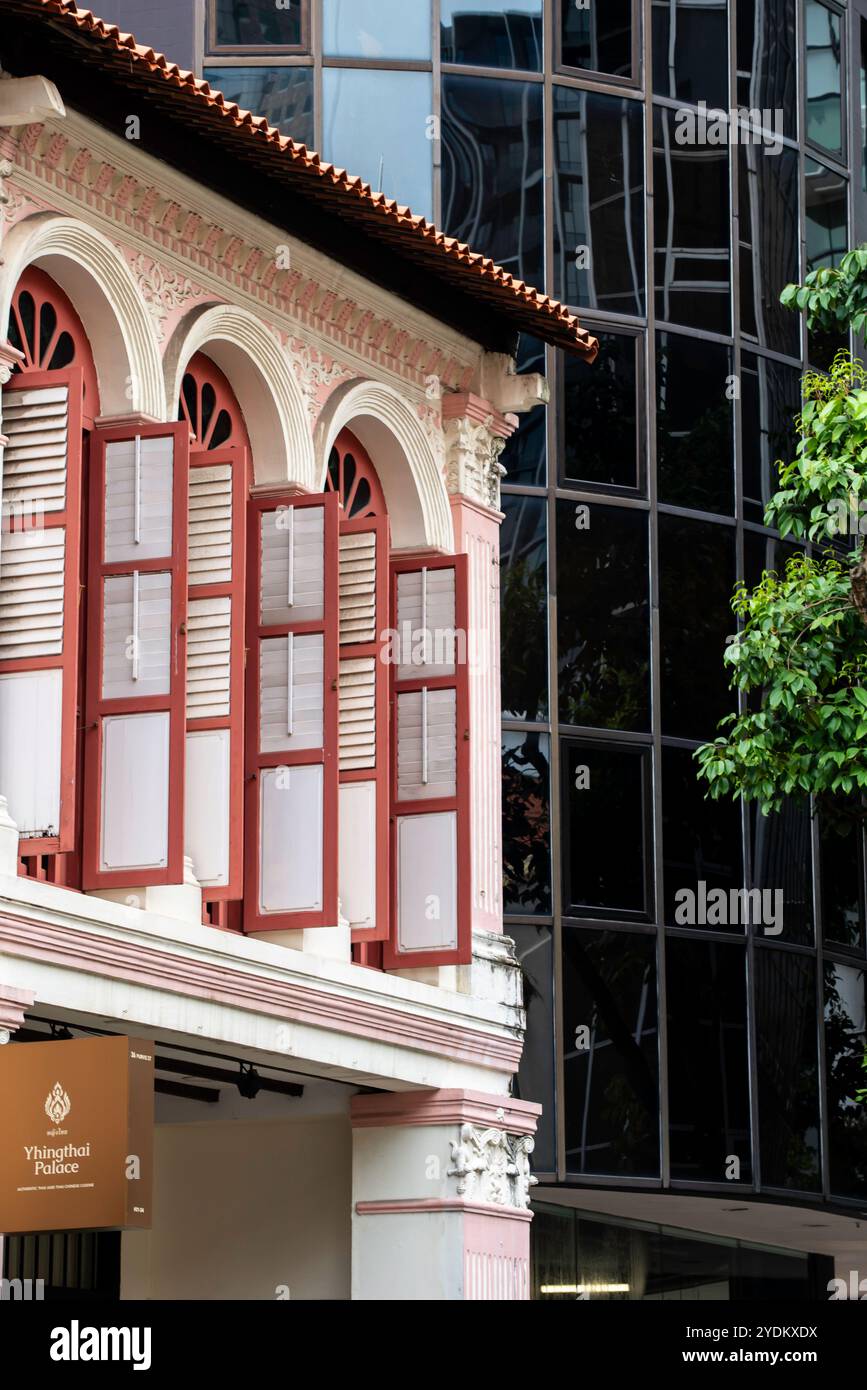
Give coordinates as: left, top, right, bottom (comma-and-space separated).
561, 742, 651, 917
653, 107, 731, 335
741, 353, 802, 524
805, 0, 844, 157
824, 962, 867, 1200
805, 158, 849, 273
323, 0, 431, 59
656, 333, 734, 515
216, 0, 303, 46
556, 502, 650, 732
659, 516, 737, 741
666, 939, 752, 1183
442, 75, 543, 289
739, 145, 800, 359
652, 0, 729, 108
736, 0, 798, 140
441, 0, 543, 70
560, 0, 633, 79
750, 798, 814, 946
755, 948, 821, 1191
204, 67, 313, 145
553, 89, 645, 315
662, 746, 744, 927
820, 805, 866, 950
501, 495, 548, 721
563, 927, 660, 1176
322, 69, 433, 220
510, 924, 555, 1170
562, 330, 642, 491
503, 732, 551, 916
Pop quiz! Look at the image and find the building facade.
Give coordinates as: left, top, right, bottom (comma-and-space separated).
0, 0, 606, 1301
83, 0, 867, 1300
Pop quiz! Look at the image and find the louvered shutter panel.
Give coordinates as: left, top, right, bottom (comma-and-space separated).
82, 422, 189, 887
183, 448, 246, 897
0, 368, 84, 850
337, 512, 389, 940
384, 555, 471, 968
245, 491, 339, 930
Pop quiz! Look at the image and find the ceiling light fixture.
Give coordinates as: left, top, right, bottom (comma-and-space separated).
236, 1062, 262, 1100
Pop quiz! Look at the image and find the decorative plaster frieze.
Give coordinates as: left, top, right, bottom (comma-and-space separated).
5, 113, 478, 399
448, 1123, 538, 1209
128, 251, 209, 342
289, 337, 354, 427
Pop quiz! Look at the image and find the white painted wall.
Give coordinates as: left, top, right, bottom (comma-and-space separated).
121, 1115, 351, 1300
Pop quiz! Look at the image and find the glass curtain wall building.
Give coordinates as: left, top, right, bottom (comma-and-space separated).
94, 0, 867, 1299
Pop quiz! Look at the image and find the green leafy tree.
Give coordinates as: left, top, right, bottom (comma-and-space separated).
696, 248, 867, 826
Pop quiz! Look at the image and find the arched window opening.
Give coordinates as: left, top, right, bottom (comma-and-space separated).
1, 268, 99, 888
325, 429, 387, 518
178, 352, 249, 453
6, 267, 100, 425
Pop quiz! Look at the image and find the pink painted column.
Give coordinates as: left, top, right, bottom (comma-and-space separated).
450, 497, 505, 936
351, 1089, 541, 1300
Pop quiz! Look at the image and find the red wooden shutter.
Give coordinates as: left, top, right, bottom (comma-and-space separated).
383, 554, 472, 969
82, 422, 189, 888
338, 509, 390, 941
0, 366, 84, 853
244, 490, 339, 931
183, 446, 246, 899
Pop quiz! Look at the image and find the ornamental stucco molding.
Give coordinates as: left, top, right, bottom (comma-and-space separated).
6, 115, 477, 398
443, 413, 509, 510
448, 1122, 538, 1209
128, 251, 209, 342
289, 337, 354, 427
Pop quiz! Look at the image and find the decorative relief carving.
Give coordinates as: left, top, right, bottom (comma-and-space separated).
444, 414, 508, 510
289, 338, 354, 426
128, 252, 208, 341
448, 1123, 537, 1209
0, 161, 35, 226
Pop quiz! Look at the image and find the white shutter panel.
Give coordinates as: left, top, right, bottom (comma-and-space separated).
182, 448, 246, 896
338, 657, 376, 771
186, 596, 231, 719
83, 422, 189, 888
259, 633, 324, 753
335, 510, 389, 941
385, 556, 471, 968
396, 688, 457, 801
246, 492, 339, 930
396, 566, 457, 680
1, 384, 69, 514
0, 529, 65, 658
0, 368, 84, 852
339, 529, 377, 644
188, 463, 233, 585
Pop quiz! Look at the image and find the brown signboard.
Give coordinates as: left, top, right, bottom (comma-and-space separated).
0, 1034, 153, 1234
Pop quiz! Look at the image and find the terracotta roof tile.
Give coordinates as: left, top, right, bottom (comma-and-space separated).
11, 0, 598, 360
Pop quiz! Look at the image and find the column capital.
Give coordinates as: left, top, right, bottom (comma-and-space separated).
351, 1087, 541, 1297
442, 394, 516, 512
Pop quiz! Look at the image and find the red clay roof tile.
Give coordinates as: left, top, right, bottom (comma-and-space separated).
11, 0, 598, 361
